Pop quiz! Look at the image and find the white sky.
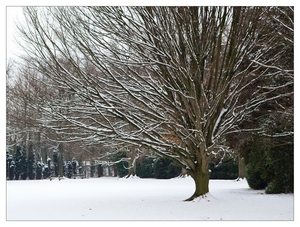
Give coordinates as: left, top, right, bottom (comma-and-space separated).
6, 6, 23, 60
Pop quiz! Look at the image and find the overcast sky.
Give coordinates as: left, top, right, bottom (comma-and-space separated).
6, 6, 24, 60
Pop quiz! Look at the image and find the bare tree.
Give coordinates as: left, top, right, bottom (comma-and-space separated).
6, 61, 43, 151
17, 6, 293, 200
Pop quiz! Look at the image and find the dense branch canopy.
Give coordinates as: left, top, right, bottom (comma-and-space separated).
17, 6, 293, 174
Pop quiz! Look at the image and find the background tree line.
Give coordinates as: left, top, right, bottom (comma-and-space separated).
5, 59, 245, 181
6, 6, 293, 198
6, 53, 293, 192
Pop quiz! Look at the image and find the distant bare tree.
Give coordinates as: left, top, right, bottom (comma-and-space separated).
6, 61, 42, 150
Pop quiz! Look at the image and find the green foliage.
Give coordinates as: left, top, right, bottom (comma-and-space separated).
20, 146, 28, 180
6, 150, 10, 179
90, 164, 95, 178
153, 157, 181, 179
97, 164, 103, 177
53, 150, 59, 177
72, 158, 77, 175
136, 156, 155, 178
78, 165, 83, 174
246, 161, 269, 190
209, 159, 238, 179
14, 145, 23, 180
7, 153, 14, 180
113, 154, 181, 179
244, 130, 293, 193
66, 161, 72, 178
8, 160, 15, 180
27, 143, 35, 180
36, 162, 42, 180
244, 137, 270, 189
265, 143, 294, 194
43, 166, 48, 179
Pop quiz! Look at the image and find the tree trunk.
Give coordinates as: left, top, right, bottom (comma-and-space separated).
58, 143, 64, 177
126, 160, 136, 177
185, 164, 210, 201
238, 154, 246, 179
126, 150, 137, 177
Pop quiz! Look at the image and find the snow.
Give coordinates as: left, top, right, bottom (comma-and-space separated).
212, 107, 227, 143
6, 177, 293, 221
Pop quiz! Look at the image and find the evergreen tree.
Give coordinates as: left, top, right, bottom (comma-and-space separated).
53, 150, 59, 177
7, 152, 13, 180
154, 158, 181, 179
136, 156, 155, 178
43, 156, 52, 178
97, 164, 103, 177
264, 113, 293, 193
244, 118, 293, 193
36, 162, 43, 180
27, 143, 36, 180
90, 164, 95, 178
6, 150, 9, 179
9, 160, 15, 180
14, 145, 22, 180
78, 165, 83, 174
43, 164, 50, 179
66, 161, 72, 178
209, 159, 238, 180
72, 158, 77, 175
20, 147, 28, 180
244, 136, 270, 189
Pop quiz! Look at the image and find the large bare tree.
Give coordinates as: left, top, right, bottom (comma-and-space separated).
16, 6, 293, 200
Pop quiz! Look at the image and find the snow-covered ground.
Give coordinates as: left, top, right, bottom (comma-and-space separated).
6, 177, 293, 221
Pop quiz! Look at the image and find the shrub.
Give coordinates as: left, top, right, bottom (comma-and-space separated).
36, 162, 43, 180
209, 159, 238, 179
97, 164, 103, 177
136, 156, 155, 178
153, 157, 181, 179
265, 143, 294, 194
246, 162, 269, 189
244, 132, 293, 193
9, 161, 15, 180
7, 154, 14, 180
43, 164, 50, 179
66, 161, 73, 178
244, 137, 270, 189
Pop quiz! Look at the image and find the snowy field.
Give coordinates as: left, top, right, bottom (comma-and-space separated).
6, 177, 293, 221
